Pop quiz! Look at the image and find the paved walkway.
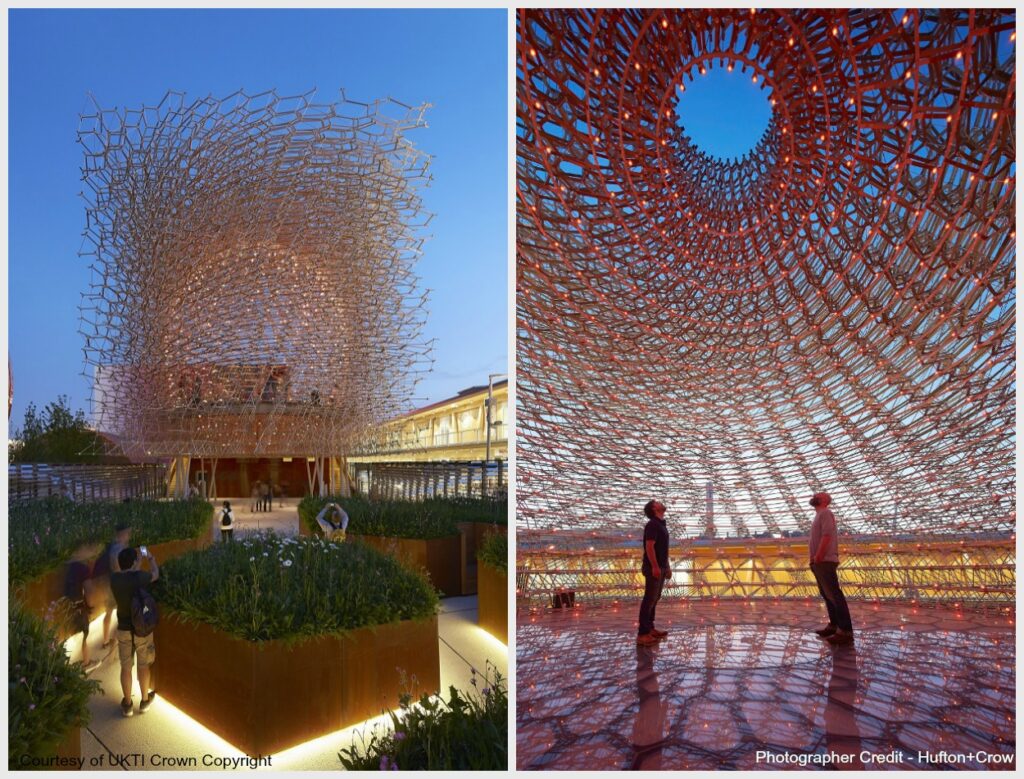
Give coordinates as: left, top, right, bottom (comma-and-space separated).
210, 496, 304, 537
65, 501, 508, 770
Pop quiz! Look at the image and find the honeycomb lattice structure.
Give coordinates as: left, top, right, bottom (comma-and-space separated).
517, 9, 1016, 540
79, 90, 433, 459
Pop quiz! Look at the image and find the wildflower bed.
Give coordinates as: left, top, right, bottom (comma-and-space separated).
8, 597, 100, 768
151, 533, 441, 755
9, 496, 213, 584
339, 665, 507, 771
298, 496, 507, 596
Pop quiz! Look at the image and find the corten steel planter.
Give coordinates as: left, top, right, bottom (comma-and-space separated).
19, 516, 214, 630
477, 561, 507, 644
53, 725, 81, 768
351, 534, 462, 597
458, 522, 508, 596
152, 612, 440, 756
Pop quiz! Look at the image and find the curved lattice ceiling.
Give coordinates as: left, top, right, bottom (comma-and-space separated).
79, 90, 432, 459
517, 9, 1015, 536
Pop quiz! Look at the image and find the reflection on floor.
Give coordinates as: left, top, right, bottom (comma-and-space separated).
517, 600, 1014, 771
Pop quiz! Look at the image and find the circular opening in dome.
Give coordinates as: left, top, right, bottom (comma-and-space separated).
675, 66, 773, 162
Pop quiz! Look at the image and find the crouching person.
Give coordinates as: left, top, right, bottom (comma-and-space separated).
316, 502, 349, 541
110, 546, 160, 717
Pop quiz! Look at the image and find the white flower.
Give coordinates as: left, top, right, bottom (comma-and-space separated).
283, 559, 293, 567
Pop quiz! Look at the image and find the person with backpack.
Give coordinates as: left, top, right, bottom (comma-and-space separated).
110, 546, 160, 717
94, 522, 132, 649
219, 500, 235, 542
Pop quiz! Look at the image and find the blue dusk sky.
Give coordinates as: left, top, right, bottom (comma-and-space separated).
8, 8, 508, 428
674, 66, 773, 161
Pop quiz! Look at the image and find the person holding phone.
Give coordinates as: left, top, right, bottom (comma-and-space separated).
93, 522, 132, 649
110, 546, 160, 717
316, 502, 349, 541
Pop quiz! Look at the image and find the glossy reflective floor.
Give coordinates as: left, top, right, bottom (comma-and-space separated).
517, 600, 1014, 770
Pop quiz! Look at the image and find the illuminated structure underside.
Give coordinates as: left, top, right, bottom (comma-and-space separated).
80, 90, 432, 459
518, 9, 1015, 536
516, 9, 1015, 604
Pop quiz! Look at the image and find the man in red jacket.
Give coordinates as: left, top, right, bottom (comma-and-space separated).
808, 492, 854, 645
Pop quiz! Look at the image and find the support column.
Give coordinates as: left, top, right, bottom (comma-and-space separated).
317, 457, 327, 497
209, 458, 219, 500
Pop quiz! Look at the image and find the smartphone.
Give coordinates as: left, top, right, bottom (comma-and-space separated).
140, 545, 149, 557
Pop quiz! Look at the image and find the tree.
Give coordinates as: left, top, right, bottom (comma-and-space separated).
9, 396, 108, 464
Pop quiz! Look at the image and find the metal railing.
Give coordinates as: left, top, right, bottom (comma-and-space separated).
352, 460, 507, 501
9, 463, 168, 504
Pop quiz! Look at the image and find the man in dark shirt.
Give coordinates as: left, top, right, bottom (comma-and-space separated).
96, 522, 132, 649
111, 546, 160, 717
638, 500, 671, 646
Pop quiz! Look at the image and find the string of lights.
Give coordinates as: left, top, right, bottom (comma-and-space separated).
516, 10, 1015, 551
78, 89, 433, 459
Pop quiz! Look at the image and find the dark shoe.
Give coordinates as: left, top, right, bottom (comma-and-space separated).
120, 697, 134, 717
650, 628, 669, 639
636, 633, 659, 647
826, 630, 854, 646
139, 691, 156, 713
815, 625, 837, 637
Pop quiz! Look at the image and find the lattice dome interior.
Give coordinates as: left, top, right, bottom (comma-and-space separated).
517, 9, 1015, 542
79, 90, 433, 459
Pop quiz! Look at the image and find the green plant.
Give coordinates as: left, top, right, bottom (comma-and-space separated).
298, 495, 506, 539
477, 532, 507, 574
9, 497, 213, 584
9, 395, 115, 464
8, 597, 101, 769
298, 496, 452, 539
338, 664, 507, 771
154, 532, 439, 643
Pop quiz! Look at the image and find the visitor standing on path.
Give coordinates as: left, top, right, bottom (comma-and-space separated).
219, 501, 235, 542
110, 547, 160, 717
260, 480, 271, 512
94, 522, 131, 649
637, 500, 671, 646
808, 492, 854, 645
251, 482, 261, 513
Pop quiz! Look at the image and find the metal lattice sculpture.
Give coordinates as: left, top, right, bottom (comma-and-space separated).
79, 90, 433, 459
517, 9, 1016, 540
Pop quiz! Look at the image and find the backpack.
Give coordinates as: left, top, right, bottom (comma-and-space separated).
130, 586, 160, 637
221, 509, 232, 527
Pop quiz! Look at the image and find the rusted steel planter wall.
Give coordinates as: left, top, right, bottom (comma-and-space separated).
458, 522, 507, 595
477, 561, 507, 644
350, 534, 462, 598
153, 612, 440, 756
56, 725, 81, 766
